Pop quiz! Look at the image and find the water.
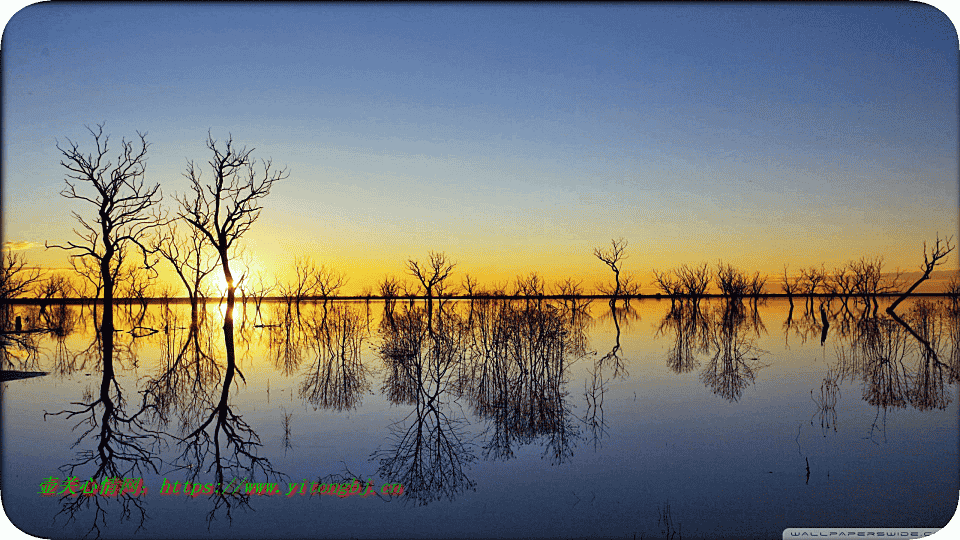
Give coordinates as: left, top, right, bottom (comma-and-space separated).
2, 297, 957, 538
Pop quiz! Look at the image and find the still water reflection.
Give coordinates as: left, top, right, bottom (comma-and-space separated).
2, 297, 957, 538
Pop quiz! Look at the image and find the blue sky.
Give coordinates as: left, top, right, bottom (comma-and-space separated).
2, 3, 957, 293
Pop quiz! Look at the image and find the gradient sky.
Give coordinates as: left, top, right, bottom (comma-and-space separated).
2, 3, 958, 295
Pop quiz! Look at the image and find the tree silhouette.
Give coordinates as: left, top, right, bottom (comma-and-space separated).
593, 238, 628, 300
0, 251, 43, 300
177, 132, 288, 318
47, 124, 162, 408
154, 221, 218, 316
888, 235, 954, 315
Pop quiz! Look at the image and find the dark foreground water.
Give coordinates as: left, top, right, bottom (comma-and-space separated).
2, 297, 957, 539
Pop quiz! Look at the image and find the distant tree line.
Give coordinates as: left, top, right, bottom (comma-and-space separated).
0, 125, 955, 326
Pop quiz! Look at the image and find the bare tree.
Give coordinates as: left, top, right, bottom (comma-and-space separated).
313, 264, 347, 299
716, 262, 749, 297
781, 265, 802, 309
462, 274, 479, 298
747, 272, 766, 297
652, 269, 683, 298
678, 263, 711, 298
593, 238, 628, 298
280, 256, 321, 303
555, 277, 584, 298
514, 272, 546, 297
407, 251, 456, 300
176, 132, 288, 322
154, 221, 218, 315
46, 124, 161, 373
888, 235, 955, 314
849, 257, 902, 314
826, 264, 855, 308
0, 251, 43, 300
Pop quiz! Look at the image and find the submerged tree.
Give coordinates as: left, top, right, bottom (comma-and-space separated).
177, 132, 287, 325
47, 124, 162, 381
0, 251, 43, 301
888, 235, 955, 315
154, 221, 218, 317
594, 238, 629, 301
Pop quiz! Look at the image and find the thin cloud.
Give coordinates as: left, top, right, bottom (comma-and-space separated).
3, 241, 36, 251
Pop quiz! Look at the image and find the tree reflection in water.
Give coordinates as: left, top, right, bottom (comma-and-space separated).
44, 309, 162, 538
831, 299, 958, 442
463, 297, 584, 464
657, 299, 711, 374
376, 297, 476, 505
300, 302, 370, 411
700, 299, 768, 402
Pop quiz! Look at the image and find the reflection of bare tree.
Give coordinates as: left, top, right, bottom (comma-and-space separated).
657, 300, 711, 374
835, 317, 910, 410
580, 364, 608, 450
461, 299, 581, 464
700, 299, 767, 402
142, 306, 222, 433
596, 303, 629, 380
810, 371, 840, 436
894, 301, 951, 411
375, 299, 476, 505
299, 303, 370, 411
170, 340, 286, 525
44, 324, 161, 537
263, 301, 307, 376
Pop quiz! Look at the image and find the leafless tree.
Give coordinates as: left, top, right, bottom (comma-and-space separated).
826, 264, 855, 309
652, 269, 683, 301
555, 277, 584, 298
177, 132, 288, 323
155, 221, 218, 315
678, 263, 711, 299
716, 262, 749, 297
849, 256, 902, 315
593, 238, 628, 298
0, 251, 43, 301
46, 124, 162, 376
461, 274, 479, 298
313, 264, 347, 298
38, 274, 74, 302
407, 251, 455, 300
747, 272, 766, 297
514, 272, 545, 297
781, 265, 801, 308
888, 235, 955, 314
280, 256, 320, 303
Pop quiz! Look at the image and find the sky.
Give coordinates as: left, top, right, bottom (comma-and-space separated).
2, 3, 958, 295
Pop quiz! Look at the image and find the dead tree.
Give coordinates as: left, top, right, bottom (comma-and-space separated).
155, 221, 219, 318
177, 132, 288, 328
0, 251, 43, 300
678, 263, 711, 300
594, 238, 629, 307
46, 124, 161, 376
407, 251, 455, 330
407, 251, 455, 300
888, 235, 955, 315
716, 262, 749, 297
781, 265, 801, 310
652, 268, 683, 306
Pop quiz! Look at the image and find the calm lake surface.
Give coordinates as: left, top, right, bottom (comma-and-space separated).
2, 297, 957, 539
